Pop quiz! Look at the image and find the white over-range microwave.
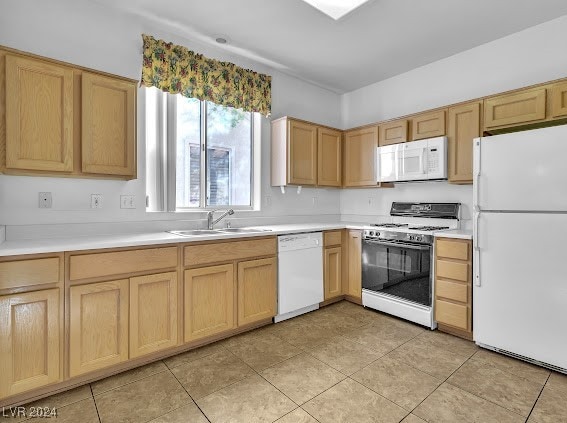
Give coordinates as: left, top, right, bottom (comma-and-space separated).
377, 136, 448, 183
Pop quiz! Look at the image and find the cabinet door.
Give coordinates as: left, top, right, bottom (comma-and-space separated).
343, 126, 378, 187
69, 280, 129, 377
82, 72, 136, 177
412, 110, 446, 140
379, 119, 408, 146
184, 264, 235, 342
237, 257, 277, 326
317, 127, 342, 187
0, 289, 60, 398
347, 231, 362, 299
551, 81, 567, 118
5, 55, 73, 172
288, 120, 317, 185
324, 247, 342, 300
447, 102, 480, 184
130, 272, 178, 358
484, 88, 546, 130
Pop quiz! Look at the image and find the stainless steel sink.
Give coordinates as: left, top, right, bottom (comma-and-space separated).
218, 228, 272, 233
168, 229, 220, 236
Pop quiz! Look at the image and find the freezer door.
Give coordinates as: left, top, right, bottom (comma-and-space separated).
474, 124, 567, 212
473, 212, 567, 370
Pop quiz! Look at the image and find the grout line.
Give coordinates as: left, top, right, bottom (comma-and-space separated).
525, 372, 551, 423
91, 367, 170, 397
166, 363, 212, 423
89, 384, 102, 423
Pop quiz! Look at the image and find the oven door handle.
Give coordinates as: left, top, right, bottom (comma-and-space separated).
363, 239, 431, 251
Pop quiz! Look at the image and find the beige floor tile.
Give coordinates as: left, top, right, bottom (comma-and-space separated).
169, 349, 255, 399
302, 378, 408, 423
472, 349, 550, 385
94, 371, 190, 423
546, 372, 567, 393
275, 408, 319, 423
25, 384, 92, 409
528, 384, 567, 423
299, 307, 367, 332
91, 360, 168, 395
447, 356, 543, 417
26, 397, 99, 423
226, 332, 302, 371
415, 330, 478, 358
260, 353, 346, 404
327, 301, 386, 325
197, 374, 296, 423
413, 383, 525, 423
341, 321, 421, 356
307, 335, 383, 375
401, 414, 426, 423
270, 318, 341, 350
352, 355, 442, 411
148, 402, 208, 423
163, 341, 226, 369
386, 335, 468, 379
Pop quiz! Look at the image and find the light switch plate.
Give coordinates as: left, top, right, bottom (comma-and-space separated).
91, 194, 103, 209
39, 192, 52, 208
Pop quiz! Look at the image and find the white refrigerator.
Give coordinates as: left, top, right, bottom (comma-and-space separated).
473, 124, 567, 373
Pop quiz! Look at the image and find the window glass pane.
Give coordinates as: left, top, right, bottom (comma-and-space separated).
206, 102, 252, 207
176, 95, 201, 208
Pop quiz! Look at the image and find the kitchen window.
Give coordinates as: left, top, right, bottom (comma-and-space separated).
145, 87, 261, 211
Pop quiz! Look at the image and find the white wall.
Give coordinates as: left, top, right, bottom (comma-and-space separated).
340, 14, 567, 224
0, 0, 342, 232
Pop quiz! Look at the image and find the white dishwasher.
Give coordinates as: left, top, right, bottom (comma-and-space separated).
275, 232, 323, 323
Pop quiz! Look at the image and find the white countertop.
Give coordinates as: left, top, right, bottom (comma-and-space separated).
433, 229, 473, 240
0, 222, 473, 257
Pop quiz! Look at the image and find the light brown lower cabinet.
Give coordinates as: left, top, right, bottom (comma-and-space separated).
346, 230, 362, 300
129, 272, 178, 358
184, 264, 235, 342
69, 279, 129, 377
324, 246, 342, 300
0, 289, 61, 398
434, 238, 473, 340
237, 257, 277, 326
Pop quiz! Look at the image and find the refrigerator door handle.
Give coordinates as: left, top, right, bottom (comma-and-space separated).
473, 138, 481, 211
473, 212, 481, 287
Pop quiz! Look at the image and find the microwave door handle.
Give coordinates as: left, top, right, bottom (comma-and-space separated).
364, 239, 430, 251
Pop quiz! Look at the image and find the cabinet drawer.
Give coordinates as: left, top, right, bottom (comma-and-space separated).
412, 110, 446, 140
184, 237, 277, 267
324, 231, 342, 247
484, 88, 546, 129
436, 238, 470, 261
436, 279, 468, 303
0, 257, 61, 290
69, 247, 178, 281
436, 260, 469, 282
435, 300, 469, 331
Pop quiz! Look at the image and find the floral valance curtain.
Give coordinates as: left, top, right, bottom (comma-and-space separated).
141, 34, 272, 116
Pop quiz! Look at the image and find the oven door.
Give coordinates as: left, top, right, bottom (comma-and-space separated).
362, 238, 432, 307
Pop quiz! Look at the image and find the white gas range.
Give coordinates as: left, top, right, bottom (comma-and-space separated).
361, 202, 460, 329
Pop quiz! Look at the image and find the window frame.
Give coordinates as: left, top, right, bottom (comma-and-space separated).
146, 87, 260, 213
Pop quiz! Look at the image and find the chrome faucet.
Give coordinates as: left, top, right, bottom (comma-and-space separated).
207, 209, 234, 229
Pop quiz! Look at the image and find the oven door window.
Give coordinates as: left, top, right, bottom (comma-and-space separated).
362, 240, 431, 306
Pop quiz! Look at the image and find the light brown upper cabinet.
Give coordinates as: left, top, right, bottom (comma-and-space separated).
484, 87, 546, 130
343, 126, 378, 187
82, 72, 136, 177
317, 127, 342, 187
411, 109, 446, 140
1, 47, 137, 179
551, 81, 567, 118
379, 119, 408, 146
271, 116, 341, 187
447, 101, 481, 184
5, 55, 74, 172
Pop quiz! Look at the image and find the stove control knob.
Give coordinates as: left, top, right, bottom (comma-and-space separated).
369, 231, 375, 237
409, 235, 414, 241
415, 236, 421, 242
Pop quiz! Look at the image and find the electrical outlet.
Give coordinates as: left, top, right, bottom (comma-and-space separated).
312, 196, 317, 205
120, 195, 135, 209
265, 196, 272, 207
91, 194, 103, 209
39, 192, 52, 208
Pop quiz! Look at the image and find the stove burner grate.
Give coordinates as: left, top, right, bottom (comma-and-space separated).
408, 225, 450, 231
371, 223, 409, 228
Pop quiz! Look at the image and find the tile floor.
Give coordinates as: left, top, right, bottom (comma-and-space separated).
6, 301, 567, 423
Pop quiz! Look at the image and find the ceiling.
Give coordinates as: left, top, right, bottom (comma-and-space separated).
91, 0, 567, 93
